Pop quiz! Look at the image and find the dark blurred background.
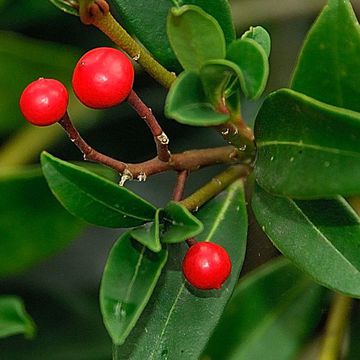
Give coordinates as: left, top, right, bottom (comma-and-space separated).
0, 1, 358, 358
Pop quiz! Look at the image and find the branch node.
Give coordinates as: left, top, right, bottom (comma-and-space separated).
119, 169, 133, 186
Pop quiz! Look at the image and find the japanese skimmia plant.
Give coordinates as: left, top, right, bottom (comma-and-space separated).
1, 0, 360, 358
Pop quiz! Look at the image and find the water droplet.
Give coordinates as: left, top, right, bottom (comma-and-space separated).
80, 61, 85, 66
83, 154, 87, 161
290, 157, 294, 162
270, 156, 274, 161
70, 138, 75, 142
133, 53, 141, 61
194, 206, 199, 212
324, 161, 330, 167
157, 132, 169, 145
221, 128, 230, 136
239, 144, 247, 151
261, 225, 266, 232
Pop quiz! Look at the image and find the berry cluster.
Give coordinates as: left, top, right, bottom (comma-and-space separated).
19, 47, 232, 290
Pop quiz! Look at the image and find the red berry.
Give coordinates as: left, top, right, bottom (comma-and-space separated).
72, 47, 134, 109
182, 242, 232, 290
19, 78, 68, 126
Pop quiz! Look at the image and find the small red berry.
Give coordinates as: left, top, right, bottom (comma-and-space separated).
72, 47, 134, 109
19, 78, 68, 126
182, 242, 232, 290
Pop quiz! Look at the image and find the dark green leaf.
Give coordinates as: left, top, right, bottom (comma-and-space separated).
109, 0, 235, 70
165, 71, 229, 126
241, 26, 271, 57
199, 59, 243, 112
116, 180, 247, 359
100, 233, 168, 345
0, 296, 35, 339
41, 152, 156, 228
49, 0, 79, 16
161, 201, 203, 243
167, 5, 226, 71
252, 184, 360, 298
254, 89, 360, 198
291, 0, 360, 112
203, 258, 327, 360
0, 167, 84, 278
227, 38, 269, 99
130, 209, 162, 253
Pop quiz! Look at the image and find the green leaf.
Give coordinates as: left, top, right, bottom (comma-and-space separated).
116, 180, 247, 359
241, 26, 271, 57
202, 258, 327, 360
161, 201, 203, 243
254, 88, 360, 198
49, 0, 79, 16
199, 59, 243, 111
109, 0, 235, 70
252, 184, 360, 298
130, 209, 162, 253
100, 232, 168, 345
0, 296, 35, 339
291, 0, 360, 112
41, 152, 156, 228
165, 71, 229, 126
167, 5, 226, 71
227, 38, 269, 99
0, 167, 84, 278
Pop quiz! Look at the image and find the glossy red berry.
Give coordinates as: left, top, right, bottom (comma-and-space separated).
19, 78, 68, 126
182, 242, 232, 290
72, 47, 134, 109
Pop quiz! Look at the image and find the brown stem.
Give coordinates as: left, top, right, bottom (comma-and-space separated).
172, 170, 188, 202
127, 90, 170, 162
59, 114, 250, 179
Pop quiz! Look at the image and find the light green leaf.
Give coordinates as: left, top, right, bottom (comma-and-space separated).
199, 59, 243, 112
116, 180, 247, 359
202, 258, 327, 360
130, 209, 162, 253
241, 26, 271, 57
167, 5, 226, 71
165, 71, 229, 126
0, 296, 35, 339
227, 38, 269, 99
0, 167, 84, 278
252, 184, 360, 298
161, 201, 203, 243
41, 152, 156, 228
254, 88, 360, 198
100, 233, 168, 345
291, 0, 360, 112
49, 0, 79, 16
109, 0, 235, 70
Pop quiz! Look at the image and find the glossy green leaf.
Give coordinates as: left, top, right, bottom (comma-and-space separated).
199, 59, 243, 112
0, 31, 81, 135
203, 258, 327, 360
100, 232, 168, 345
227, 38, 269, 99
254, 89, 360, 198
291, 0, 360, 112
165, 71, 229, 126
167, 5, 226, 71
241, 26, 271, 57
252, 184, 360, 298
130, 209, 162, 253
161, 201, 203, 243
0, 167, 84, 278
109, 0, 235, 70
0, 296, 35, 339
41, 152, 156, 228
116, 180, 247, 359
49, 0, 79, 16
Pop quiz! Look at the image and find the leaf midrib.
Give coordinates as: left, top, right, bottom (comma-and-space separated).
257, 140, 360, 158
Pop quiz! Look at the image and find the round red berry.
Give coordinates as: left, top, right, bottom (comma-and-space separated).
72, 47, 134, 109
19, 78, 68, 126
182, 242, 232, 290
